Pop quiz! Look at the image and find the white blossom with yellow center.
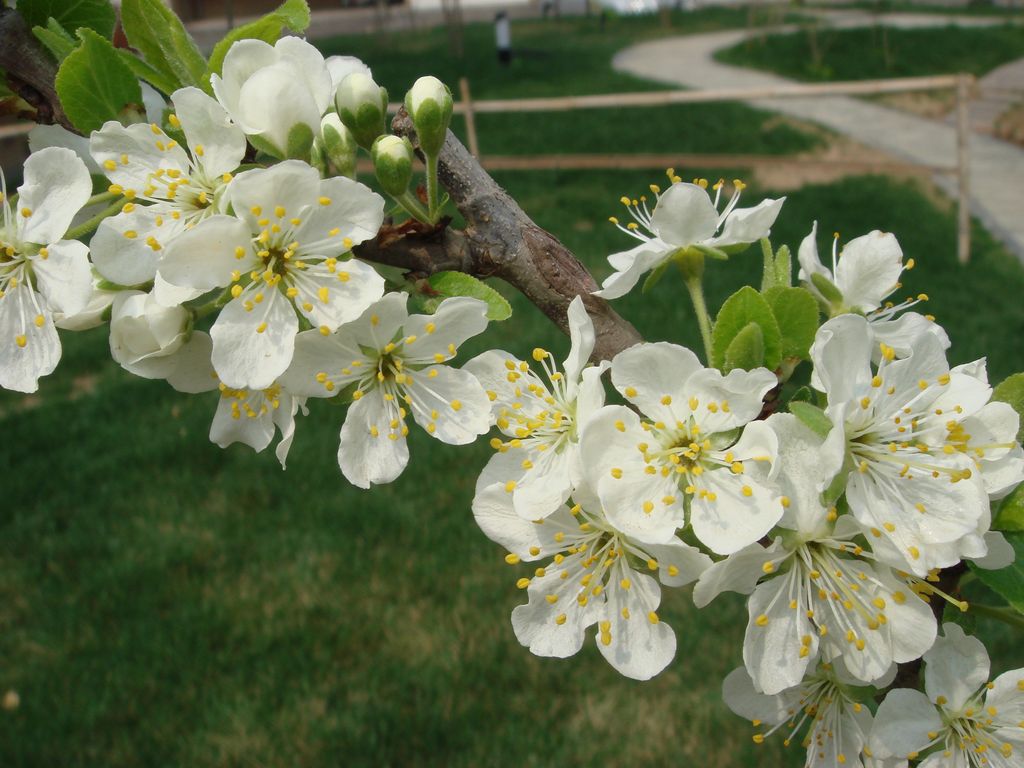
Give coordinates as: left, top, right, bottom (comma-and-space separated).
156, 160, 385, 390
724, 660, 879, 768
798, 222, 949, 356
465, 296, 608, 520
594, 176, 784, 300
580, 341, 782, 553
282, 293, 490, 488
474, 478, 711, 680
695, 414, 936, 695
811, 315, 1020, 577
870, 623, 1024, 767
0, 147, 93, 393
89, 87, 246, 289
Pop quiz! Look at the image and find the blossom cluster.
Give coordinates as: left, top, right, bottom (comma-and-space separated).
3, 21, 1023, 768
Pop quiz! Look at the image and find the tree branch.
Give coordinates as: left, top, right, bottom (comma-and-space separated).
360, 108, 642, 362
0, 8, 74, 131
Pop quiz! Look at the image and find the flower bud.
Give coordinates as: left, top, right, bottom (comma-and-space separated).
404, 76, 453, 157
336, 73, 389, 150
318, 113, 359, 178
371, 135, 415, 197
109, 290, 191, 379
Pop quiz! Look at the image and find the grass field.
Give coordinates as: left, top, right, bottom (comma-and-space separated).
2, 11, 1024, 768
716, 23, 1024, 82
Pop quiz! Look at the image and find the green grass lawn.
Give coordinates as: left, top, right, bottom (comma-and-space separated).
716, 23, 1024, 81
3, 12, 1024, 768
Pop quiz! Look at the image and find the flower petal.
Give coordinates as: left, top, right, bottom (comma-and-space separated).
210, 389, 276, 453
407, 364, 490, 445
17, 147, 91, 244
294, 175, 384, 250
649, 182, 718, 246
693, 541, 774, 608
337, 390, 410, 488
236, 62, 323, 155
512, 565, 597, 659
292, 258, 384, 331
593, 240, 670, 300
402, 297, 489, 365
610, 340, 703, 423
562, 295, 595, 390
229, 161, 320, 230
170, 86, 246, 178
743, 571, 817, 695
31, 240, 92, 317
158, 215, 253, 293
869, 688, 942, 759
924, 622, 990, 711
89, 121, 189, 195
0, 284, 60, 392
91, 207, 186, 286
165, 332, 219, 394
210, 286, 297, 389
835, 230, 903, 312
597, 566, 676, 680
708, 197, 784, 248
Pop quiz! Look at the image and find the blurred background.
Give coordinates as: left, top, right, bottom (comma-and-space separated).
1, 1, 1023, 765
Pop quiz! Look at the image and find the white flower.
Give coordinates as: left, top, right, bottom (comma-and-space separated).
89, 87, 246, 289
798, 222, 949, 356
474, 479, 710, 680
811, 315, 1018, 576
594, 178, 784, 299
282, 293, 491, 488
109, 289, 190, 378
53, 270, 116, 331
325, 55, 372, 90
694, 414, 936, 695
211, 36, 333, 157
724, 661, 879, 768
580, 341, 782, 553
465, 296, 608, 520
163, 331, 305, 468
156, 160, 385, 390
0, 147, 93, 392
870, 623, 1024, 767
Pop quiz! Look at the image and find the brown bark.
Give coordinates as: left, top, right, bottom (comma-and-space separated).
354, 109, 643, 362
0, 8, 74, 131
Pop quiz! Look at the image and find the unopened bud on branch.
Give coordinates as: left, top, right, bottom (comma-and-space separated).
404, 76, 453, 157
336, 73, 389, 150
318, 113, 359, 178
371, 135, 415, 197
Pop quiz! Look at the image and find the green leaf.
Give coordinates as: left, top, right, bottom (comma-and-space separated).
205, 0, 311, 85
120, 0, 207, 92
17, 0, 116, 38
995, 483, 1024, 532
55, 28, 142, 133
415, 272, 511, 321
711, 286, 782, 371
969, 532, 1024, 614
32, 19, 76, 63
765, 286, 820, 361
789, 401, 832, 439
117, 49, 179, 96
723, 321, 765, 373
773, 244, 792, 288
993, 372, 1024, 445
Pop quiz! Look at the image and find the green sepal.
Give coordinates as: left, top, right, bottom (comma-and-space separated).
641, 260, 670, 294
809, 272, 844, 306
247, 134, 284, 160
55, 28, 143, 133
120, 0, 207, 92
17, 0, 116, 39
711, 286, 782, 371
788, 385, 814, 404
968, 532, 1024, 614
992, 372, 1024, 445
32, 19, 76, 63
722, 321, 765, 372
765, 285, 820, 361
994, 483, 1024, 533
285, 122, 315, 162
204, 0, 311, 87
413, 272, 511, 321
789, 401, 832, 439
691, 242, 730, 261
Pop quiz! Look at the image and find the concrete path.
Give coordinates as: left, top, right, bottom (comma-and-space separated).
613, 15, 1024, 259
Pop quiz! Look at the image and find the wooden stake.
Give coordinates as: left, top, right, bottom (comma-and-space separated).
956, 73, 972, 265
459, 77, 480, 159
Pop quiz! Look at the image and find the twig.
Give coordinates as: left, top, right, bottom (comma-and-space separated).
0, 8, 75, 131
